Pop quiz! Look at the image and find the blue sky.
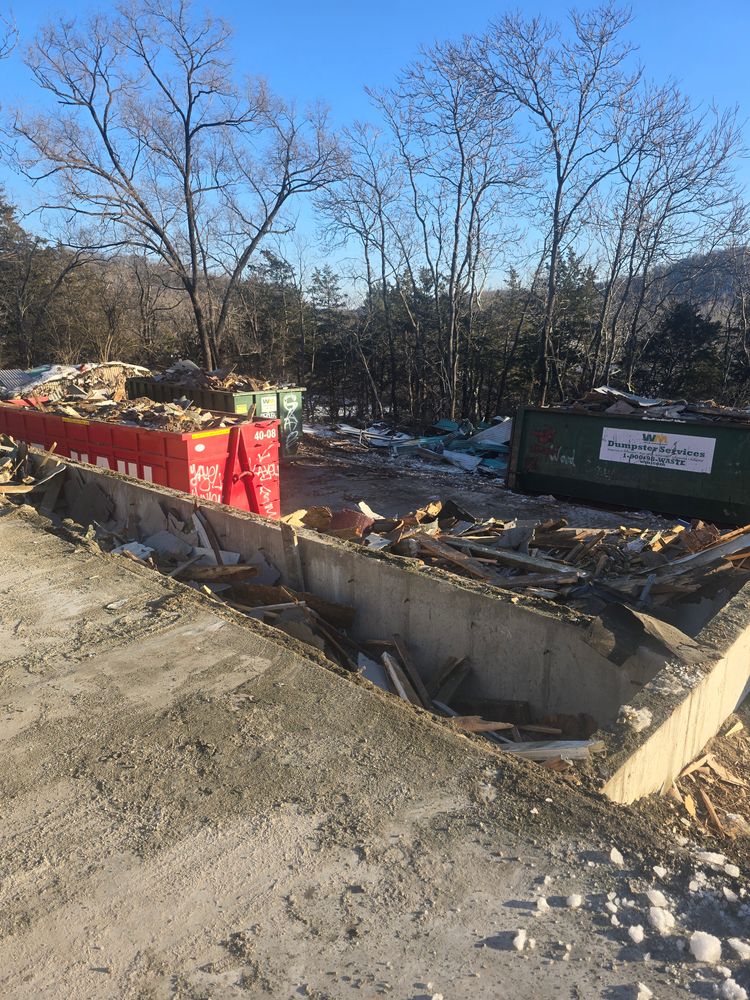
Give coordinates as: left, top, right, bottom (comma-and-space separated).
1, 0, 749, 266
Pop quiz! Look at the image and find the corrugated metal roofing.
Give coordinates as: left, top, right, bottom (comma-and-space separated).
0, 370, 30, 392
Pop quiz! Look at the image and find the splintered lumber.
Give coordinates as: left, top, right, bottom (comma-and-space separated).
654, 524, 750, 578
679, 753, 711, 780
231, 582, 356, 629
698, 787, 726, 836
706, 757, 747, 787
448, 716, 515, 733
392, 633, 432, 707
413, 534, 494, 581
440, 536, 577, 576
0, 482, 34, 494
178, 564, 260, 582
381, 651, 423, 705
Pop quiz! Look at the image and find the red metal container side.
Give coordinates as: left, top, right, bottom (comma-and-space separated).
0, 403, 281, 517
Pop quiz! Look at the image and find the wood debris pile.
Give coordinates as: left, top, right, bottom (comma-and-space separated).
572, 385, 750, 424
282, 499, 750, 616
152, 359, 273, 392
0, 436, 66, 511
666, 719, 750, 840
25, 395, 243, 432
0, 362, 149, 402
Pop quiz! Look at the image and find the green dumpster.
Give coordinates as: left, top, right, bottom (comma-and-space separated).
125, 378, 305, 455
508, 406, 750, 524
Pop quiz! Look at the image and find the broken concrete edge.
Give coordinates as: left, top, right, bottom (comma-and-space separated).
599, 584, 750, 802
22, 452, 750, 804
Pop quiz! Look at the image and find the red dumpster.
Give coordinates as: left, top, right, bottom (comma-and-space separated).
0, 402, 281, 517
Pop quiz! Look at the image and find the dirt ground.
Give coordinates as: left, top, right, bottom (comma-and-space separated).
1, 503, 750, 999
282, 438, 674, 529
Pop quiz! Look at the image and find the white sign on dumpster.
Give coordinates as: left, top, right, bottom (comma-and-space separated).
599, 427, 716, 474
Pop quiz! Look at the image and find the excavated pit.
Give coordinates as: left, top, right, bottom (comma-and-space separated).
27, 454, 750, 803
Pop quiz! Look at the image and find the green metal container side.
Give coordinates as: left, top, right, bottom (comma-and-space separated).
274, 387, 305, 455
124, 379, 305, 455
508, 406, 750, 524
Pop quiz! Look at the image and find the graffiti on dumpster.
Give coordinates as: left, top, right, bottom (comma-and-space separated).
281, 392, 301, 452
252, 445, 279, 515
524, 425, 576, 474
189, 461, 222, 502
253, 447, 279, 484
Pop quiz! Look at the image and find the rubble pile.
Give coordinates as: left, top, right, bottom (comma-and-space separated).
0, 362, 150, 402
332, 416, 513, 475
571, 386, 750, 424
152, 359, 273, 392
0, 435, 66, 510
282, 498, 750, 616
25, 395, 243, 432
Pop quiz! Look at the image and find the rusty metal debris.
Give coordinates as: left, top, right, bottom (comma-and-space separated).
572, 386, 750, 425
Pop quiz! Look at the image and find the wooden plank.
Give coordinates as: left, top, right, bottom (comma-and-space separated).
449, 716, 515, 733
441, 536, 576, 576
415, 534, 494, 581
392, 634, 432, 707
381, 651, 422, 705
0, 482, 34, 494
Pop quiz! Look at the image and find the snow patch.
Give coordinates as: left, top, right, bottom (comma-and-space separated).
689, 931, 722, 964
648, 907, 675, 935
720, 980, 748, 1000
728, 938, 750, 961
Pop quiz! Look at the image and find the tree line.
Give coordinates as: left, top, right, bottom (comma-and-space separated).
1, 0, 749, 424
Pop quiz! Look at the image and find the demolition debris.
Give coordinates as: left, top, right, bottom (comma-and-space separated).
281, 498, 750, 616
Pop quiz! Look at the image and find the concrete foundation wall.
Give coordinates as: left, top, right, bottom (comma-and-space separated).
602, 595, 750, 804
59, 462, 641, 726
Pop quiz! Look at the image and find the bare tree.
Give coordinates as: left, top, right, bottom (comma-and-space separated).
370, 39, 525, 418
11, 0, 341, 368
471, 3, 640, 404
0, 12, 17, 60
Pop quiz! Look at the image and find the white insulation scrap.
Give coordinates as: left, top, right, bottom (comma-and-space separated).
619, 704, 653, 732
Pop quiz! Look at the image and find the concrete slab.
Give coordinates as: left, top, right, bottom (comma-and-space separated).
0, 505, 721, 1000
